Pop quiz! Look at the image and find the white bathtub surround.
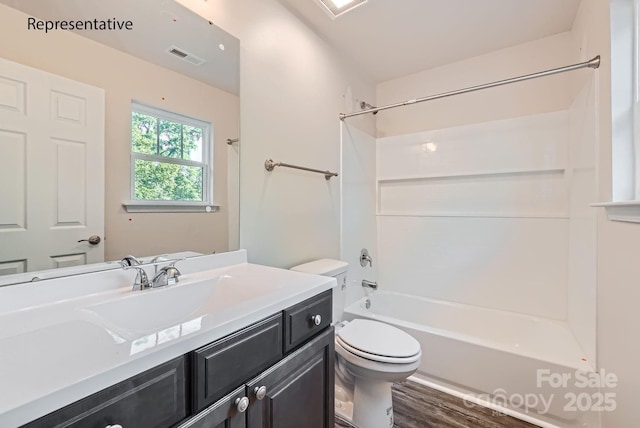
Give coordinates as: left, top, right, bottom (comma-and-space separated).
566, 77, 598, 366
346, 292, 591, 373
377, 111, 571, 320
345, 293, 599, 427
371, 109, 598, 426
340, 122, 377, 307
0, 250, 335, 428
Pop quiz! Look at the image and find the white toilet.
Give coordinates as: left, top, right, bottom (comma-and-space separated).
290, 259, 421, 428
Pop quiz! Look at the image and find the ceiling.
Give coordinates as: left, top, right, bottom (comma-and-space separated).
277, 0, 582, 83
0, 0, 239, 94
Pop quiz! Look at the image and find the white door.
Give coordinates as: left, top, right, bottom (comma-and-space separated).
0, 57, 105, 275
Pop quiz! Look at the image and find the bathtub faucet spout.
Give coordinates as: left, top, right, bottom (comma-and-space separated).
362, 279, 378, 290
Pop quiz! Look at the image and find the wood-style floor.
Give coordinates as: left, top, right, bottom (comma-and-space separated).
335, 380, 540, 428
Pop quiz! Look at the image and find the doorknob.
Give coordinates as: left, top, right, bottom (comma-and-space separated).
78, 235, 101, 245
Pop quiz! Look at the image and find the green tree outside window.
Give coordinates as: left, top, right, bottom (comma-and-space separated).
131, 107, 211, 202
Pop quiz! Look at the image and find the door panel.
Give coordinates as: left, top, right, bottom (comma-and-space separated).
0, 129, 26, 230
0, 57, 104, 274
269, 356, 325, 428
54, 138, 87, 226
0, 260, 26, 276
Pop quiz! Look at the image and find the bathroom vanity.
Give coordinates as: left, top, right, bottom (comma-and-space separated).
0, 251, 335, 428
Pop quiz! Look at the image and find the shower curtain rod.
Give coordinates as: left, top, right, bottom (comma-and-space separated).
339, 55, 601, 120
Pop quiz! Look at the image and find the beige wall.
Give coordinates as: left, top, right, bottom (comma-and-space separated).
376, 32, 575, 138
0, 3, 239, 261
177, 0, 376, 269
574, 0, 640, 426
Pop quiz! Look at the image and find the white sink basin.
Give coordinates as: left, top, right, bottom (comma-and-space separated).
82, 277, 221, 335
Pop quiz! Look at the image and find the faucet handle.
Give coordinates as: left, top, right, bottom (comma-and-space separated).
164, 257, 185, 275
152, 259, 184, 287
122, 265, 150, 291
150, 254, 171, 274
360, 248, 373, 267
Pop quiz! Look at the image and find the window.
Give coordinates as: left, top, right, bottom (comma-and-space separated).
125, 102, 215, 212
595, 0, 640, 221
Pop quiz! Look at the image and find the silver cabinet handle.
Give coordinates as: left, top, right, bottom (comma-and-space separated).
235, 396, 249, 413
78, 235, 101, 245
254, 385, 267, 400
106, 425, 123, 428
310, 315, 322, 326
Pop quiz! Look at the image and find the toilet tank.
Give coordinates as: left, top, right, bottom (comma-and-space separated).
290, 259, 349, 324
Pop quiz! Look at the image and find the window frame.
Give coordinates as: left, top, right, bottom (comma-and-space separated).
634, 0, 640, 198
125, 101, 216, 213
593, 0, 640, 221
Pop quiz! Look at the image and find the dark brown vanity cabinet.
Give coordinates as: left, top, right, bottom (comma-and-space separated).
19, 291, 334, 428
188, 290, 334, 428
192, 314, 284, 412
182, 327, 334, 428
246, 328, 334, 428
23, 356, 189, 428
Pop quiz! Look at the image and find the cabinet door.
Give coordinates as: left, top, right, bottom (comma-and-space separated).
176, 386, 247, 428
246, 327, 334, 428
24, 356, 188, 428
193, 313, 283, 412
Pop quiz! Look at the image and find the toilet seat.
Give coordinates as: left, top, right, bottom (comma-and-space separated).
336, 319, 421, 364
335, 337, 421, 381
336, 336, 421, 364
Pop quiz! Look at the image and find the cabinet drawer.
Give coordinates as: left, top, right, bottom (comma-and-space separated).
283, 290, 332, 353
193, 313, 282, 412
24, 356, 188, 428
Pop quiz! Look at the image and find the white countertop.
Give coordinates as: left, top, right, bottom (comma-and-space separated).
0, 250, 335, 428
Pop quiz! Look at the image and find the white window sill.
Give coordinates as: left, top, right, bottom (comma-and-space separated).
122, 201, 219, 213
591, 201, 640, 223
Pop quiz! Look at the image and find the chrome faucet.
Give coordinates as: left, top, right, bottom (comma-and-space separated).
120, 255, 142, 267
123, 265, 151, 291
360, 248, 373, 267
149, 254, 170, 273
362, 279, 378, 290
152, 260, 182, 287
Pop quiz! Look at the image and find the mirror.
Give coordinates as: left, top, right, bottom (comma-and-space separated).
0, 0, 239, 285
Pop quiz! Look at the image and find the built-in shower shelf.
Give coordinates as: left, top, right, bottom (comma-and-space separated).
377, 166, 568, 218
376, 211, 570, 219
377, 167, 566, 183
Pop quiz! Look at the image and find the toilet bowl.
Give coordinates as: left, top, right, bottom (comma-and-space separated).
290, 259, 422, 428
334, 318, 421, 427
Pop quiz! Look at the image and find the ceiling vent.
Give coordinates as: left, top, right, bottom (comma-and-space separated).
167, 46, 206, 66
314, 0, 368, 18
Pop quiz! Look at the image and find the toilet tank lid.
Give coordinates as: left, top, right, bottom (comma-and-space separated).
290, 259, 349, 277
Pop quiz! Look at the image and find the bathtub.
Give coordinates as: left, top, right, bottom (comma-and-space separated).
343, 292, 600, 428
